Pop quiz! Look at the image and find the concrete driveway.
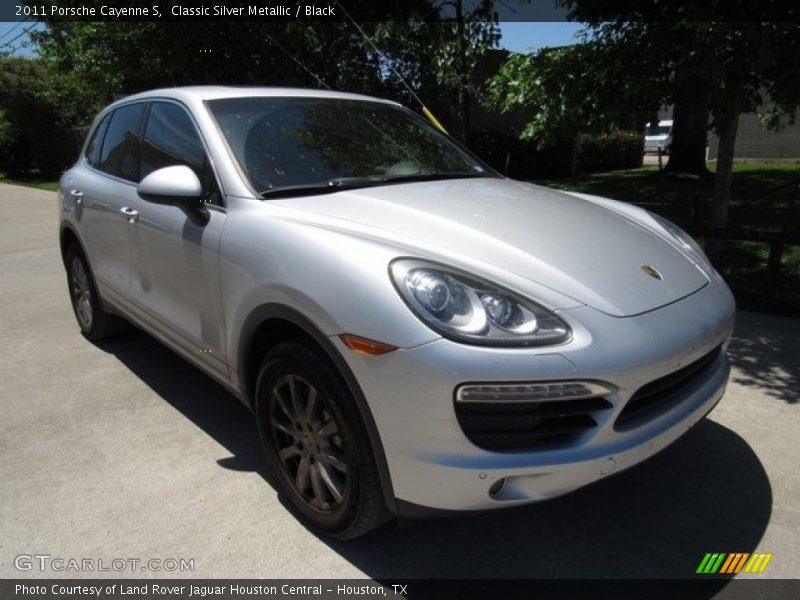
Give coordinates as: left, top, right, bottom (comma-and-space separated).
1, 182, 798, 580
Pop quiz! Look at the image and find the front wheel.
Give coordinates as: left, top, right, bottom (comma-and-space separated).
255, 340, 390, 539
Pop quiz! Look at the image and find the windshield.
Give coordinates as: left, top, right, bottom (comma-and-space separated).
646, 123, 671, 136
206, 97, 493, 197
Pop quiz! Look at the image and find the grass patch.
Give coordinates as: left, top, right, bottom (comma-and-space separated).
537, 162, 800, 312
0, 177, 59, 192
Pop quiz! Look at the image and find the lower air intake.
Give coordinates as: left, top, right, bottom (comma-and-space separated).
454, 381, 613, 452
615, 346, 722, 431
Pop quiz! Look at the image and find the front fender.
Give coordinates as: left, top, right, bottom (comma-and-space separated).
220, 198, 441, 379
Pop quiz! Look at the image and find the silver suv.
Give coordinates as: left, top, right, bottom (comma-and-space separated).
59, 87, 735, 538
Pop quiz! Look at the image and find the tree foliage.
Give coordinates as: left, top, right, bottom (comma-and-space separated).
571, 16, 800, 233
574, 19, 800, 135
433, 1, 500, 139
29, 1, 499, 133
31, 22, 392, 126
489, 1, 800, 235
0, 57, 63, 175
487, 41, 653, 148
0, 0, 508, 178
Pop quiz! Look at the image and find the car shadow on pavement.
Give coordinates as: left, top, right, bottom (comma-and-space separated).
97, 328, 773, 581
326, 418, 772, 580
727, 310, 800, 405
96, 329, 276, 484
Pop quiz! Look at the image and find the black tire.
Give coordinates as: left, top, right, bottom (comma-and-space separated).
65, 244, 127, 341
255, 340, 390, 539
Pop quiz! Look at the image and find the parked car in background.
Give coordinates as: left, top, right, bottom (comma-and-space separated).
59, 87, 734, 539
645, 119, 673, 154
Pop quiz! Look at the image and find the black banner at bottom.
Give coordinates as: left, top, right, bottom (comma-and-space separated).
4, 579, 800, 600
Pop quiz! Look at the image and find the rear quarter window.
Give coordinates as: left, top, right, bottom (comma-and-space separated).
98, 103, 146, 182
85, 113, 111, 168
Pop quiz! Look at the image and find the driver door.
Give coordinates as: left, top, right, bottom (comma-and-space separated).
126, 101, 228, 381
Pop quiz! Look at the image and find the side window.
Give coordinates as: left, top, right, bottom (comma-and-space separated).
141, 102, 220, 205
98, 103, 145, 182
85, 113, 111, 168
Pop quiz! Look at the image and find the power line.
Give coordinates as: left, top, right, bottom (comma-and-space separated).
332, 0, 424, 107
0, 19, 27, 44
258, 24, 331, 90
331, 0, 448, 133
0, 22, 35, 49
0, 23, 37, 52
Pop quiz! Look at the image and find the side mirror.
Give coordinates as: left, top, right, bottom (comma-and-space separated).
137, 165, 209, 224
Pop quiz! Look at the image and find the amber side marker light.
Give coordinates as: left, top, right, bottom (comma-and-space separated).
340, 334, 397, 356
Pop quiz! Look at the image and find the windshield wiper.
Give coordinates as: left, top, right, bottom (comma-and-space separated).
259, 172, 486, 199
379, 172, 485, 184
258, 180, 371, 199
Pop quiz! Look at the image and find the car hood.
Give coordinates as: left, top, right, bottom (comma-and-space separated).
274, 178, 708, 317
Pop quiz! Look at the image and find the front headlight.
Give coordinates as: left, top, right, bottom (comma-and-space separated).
390, 259, 571, 346
650, 213, 711, 267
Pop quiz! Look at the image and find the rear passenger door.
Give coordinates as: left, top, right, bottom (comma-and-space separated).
72, 102, 146, 305
126, 100, 228, 379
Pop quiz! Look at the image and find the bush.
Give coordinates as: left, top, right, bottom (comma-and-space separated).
469, 129, 643, 180
0, 58, 59, 177
28, 126, 89, 178
469, 130, 576, 179
575, 130, 644, 173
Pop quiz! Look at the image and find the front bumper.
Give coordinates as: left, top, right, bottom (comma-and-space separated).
644, 140, 668, 153
334, 280, 735, 513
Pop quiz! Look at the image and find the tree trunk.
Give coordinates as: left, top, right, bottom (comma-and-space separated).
711, 112, 739, 228
455, 0, 471, 143
568, 137, 579, 177
663, 97, 711, 177
706, 111, 740, 267
455, 0, 471, 144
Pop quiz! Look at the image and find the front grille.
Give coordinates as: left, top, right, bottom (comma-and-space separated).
615, 346, 722, 431
455, 396, 613, 451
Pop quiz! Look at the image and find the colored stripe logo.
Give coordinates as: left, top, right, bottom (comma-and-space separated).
696, 552, 773, 574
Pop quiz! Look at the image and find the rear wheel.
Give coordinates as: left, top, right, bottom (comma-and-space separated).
65, 245, 127, 341
255, 340, 390, 539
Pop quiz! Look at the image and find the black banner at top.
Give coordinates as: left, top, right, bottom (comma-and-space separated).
3, 0, 800, 22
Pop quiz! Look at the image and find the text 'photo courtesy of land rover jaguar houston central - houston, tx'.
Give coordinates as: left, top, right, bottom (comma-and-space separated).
59, 87, 735, 539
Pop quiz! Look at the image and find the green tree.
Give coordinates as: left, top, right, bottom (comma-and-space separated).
433, 0, 500, 141
487, 41, 652, 174
32, 21, 388, 125
491, 4, 800, 246
560, 3, 800, 233
567, 20, 713, 177
0, 57, 63, 176
28, 1, 505, 171
33, 13, 500, 145
578, 22, 799, 231
487, 23, 715, 177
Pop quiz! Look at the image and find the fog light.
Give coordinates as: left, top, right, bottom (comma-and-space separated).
456, 381, 614, 404
489, 478, 506, 496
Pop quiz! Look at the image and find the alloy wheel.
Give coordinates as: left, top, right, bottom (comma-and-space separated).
70, 257, 93, 330
269, 374, 350, 512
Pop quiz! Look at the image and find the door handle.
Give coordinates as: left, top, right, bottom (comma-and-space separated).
120, 206, 139, 222
70, 189, 83, 205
